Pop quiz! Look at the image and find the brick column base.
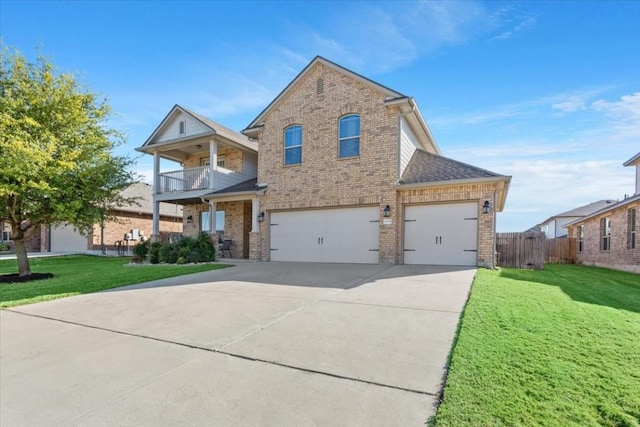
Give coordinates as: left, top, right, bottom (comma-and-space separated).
249, 232, 261, 260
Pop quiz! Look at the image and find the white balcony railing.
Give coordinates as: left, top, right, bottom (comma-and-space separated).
158, 166, 251, 194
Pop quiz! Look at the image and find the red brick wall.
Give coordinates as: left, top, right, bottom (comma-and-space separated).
568, 200, 639, 273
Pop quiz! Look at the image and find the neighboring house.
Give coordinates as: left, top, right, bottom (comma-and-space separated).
138, 56, 511, 267
538, 200, 615, 239
566, 152, 640, 274
8, 183, 183, 254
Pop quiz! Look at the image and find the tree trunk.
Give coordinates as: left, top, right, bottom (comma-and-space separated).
14, 238, 32, 277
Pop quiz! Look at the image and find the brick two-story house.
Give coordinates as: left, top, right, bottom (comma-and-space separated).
566, 152, 640, 273
139, 56, 511, 267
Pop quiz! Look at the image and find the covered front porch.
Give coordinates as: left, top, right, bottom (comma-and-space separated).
175, 180, 265, 260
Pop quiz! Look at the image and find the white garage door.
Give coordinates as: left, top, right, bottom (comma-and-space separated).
404, 203, 478, 266
270, 207, 379, 263
50, 224, 88, 253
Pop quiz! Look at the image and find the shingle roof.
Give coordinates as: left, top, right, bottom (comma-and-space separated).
553, 200, 616, 218
210, 178, 259, 195
117, 182, 182, 218
564, 194, 640, 227
180, 106, 258, 151
400, 149, 505, 184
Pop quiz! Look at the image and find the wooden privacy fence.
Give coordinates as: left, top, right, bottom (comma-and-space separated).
545, 237, 576, 264
496, 232, 545, 269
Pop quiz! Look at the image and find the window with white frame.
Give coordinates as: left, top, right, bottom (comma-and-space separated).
284, 125, 302, 165
200, 211, 225, 233
201, 156, 226, 168
601, 217, 611, 251
339, 114, 360, 158
1, 221, 11, 241
629, 208, 636, 250
179, 120, 186, 135
577, 225, 584, 252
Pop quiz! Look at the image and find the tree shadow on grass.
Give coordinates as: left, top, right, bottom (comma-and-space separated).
498, 264, 640, 314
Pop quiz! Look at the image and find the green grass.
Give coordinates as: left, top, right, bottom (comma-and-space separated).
434, 264, 640, 427
0, 255, 231, 308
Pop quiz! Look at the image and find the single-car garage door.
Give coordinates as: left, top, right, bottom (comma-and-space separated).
270, 207, 379, 263
50, 224, 88, 253
404, 203, 478, 266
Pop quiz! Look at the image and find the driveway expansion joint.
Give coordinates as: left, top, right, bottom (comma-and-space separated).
6, 308, 435, 398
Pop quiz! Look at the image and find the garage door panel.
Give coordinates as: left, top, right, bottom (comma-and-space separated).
404, 203, 477, 266
270, 207, 379, 264
50, 224, 89, 253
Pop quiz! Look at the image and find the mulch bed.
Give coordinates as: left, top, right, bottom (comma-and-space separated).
0, 273, 54, 284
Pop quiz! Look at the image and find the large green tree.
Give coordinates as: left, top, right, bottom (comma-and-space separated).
0, 46, 136, 277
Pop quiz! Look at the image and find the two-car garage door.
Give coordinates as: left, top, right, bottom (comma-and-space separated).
268, 203, 479, 266
404, 203, 478, 266
270, 207, 379, 263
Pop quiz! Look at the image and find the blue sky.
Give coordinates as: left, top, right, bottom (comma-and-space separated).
2, 1, 639, 231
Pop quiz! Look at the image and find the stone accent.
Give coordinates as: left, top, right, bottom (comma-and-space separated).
568, 200, 640, 273
249, 231, 261, 260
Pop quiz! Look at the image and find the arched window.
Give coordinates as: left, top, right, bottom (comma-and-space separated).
284, 125, 302, 165
179, 120, 186, 135
339, 115, 360, 158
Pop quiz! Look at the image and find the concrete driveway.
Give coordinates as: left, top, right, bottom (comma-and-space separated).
0, 262, 475, 426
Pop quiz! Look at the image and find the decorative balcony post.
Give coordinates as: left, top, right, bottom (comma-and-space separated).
209, 140, 217, 190
151, 152, 161, 242
152, 201, 160, 241
153, 151, 160, 194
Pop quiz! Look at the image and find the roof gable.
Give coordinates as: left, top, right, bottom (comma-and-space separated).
623, 152, 640, 166
244, 56, 405, 131
140, 105, 256, 151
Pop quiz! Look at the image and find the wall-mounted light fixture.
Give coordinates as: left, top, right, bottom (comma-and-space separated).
195, 144, 202, 149
482, 200, 491, 214
186, 215, 193, 223
257, 211, 265, 222
383, 205, 391, 217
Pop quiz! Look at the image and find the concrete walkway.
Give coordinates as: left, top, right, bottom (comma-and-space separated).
0, 262, 476, 426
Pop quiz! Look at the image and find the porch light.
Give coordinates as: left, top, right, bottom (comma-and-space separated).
186, 215, 193, 223
257, 211, 265, 222
383, 205, 391, 217
482, 200, 491, 214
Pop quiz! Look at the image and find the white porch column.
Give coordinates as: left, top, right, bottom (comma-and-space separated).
251, 198, 260, 232
153, 151, 160, 194
209, 201, 217, 239
209, 140, 218, 190
152, 201, 160, 237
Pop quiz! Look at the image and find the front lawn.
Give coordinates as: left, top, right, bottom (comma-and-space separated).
0, 255, 230, 308
434, 264, 640, 427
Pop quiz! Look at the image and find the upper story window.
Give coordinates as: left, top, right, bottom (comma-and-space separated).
284, 125, 302, 165
339, 114, 360, 158
577, 225, 584, 252
601, 217, 611, 251
201, 156, 226, 168
179, 120, 186, 135
629, 208, 636, 250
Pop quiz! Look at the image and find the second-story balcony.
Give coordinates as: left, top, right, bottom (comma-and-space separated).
158, 165, 252, 195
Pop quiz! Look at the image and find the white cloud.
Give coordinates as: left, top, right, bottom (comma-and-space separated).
492, 16, 536, 40
552, 97, 587, 112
